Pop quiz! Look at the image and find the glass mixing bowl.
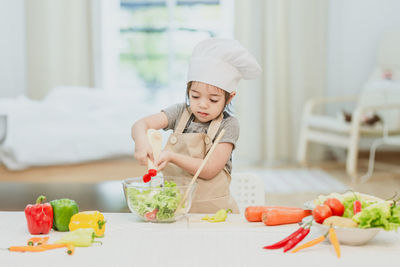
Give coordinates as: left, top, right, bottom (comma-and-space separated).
122, 176, 197, 223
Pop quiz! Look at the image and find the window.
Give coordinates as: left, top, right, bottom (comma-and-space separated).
118, 0, 234, 105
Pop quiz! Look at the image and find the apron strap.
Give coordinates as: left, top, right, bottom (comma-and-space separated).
206, 113, 224, 146
174, 106, 192, 134
175, 107, 224, 149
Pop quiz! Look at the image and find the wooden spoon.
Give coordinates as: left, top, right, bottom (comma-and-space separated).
175, 129, 225, 213
145, 129, 164, 186
147, 129, 162, 170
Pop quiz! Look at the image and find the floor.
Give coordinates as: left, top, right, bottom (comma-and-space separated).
0, 156, 399, 212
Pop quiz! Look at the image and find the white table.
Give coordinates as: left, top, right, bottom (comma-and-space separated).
0, 212, 399, 267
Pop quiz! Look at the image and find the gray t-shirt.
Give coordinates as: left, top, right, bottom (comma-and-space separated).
161, 103, 239, 173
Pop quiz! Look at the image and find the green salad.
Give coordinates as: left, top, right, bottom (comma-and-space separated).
127, 181, 182, 221
314, 192, 400, 231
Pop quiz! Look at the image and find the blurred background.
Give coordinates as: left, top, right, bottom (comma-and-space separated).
0, 0, 399, 212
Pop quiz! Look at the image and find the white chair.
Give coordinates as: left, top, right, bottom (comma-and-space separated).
297, 30, 400, 183
230, 172, 265, 212
360, 119, 400, 183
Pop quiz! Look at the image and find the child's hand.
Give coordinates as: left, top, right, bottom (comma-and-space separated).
155, 151, 173, 171
134, 142, 154, 166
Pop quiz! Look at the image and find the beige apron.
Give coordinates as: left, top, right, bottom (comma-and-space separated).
162, 107, 239, 214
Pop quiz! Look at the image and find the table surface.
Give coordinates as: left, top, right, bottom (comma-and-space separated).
1, 212, 399, 267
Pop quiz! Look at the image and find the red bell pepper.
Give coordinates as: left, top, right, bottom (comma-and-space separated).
24, 195, 53, 235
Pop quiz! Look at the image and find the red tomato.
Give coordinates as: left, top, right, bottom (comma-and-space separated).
142, 173, 151, 183
145, 209, 158, 221
148, 169, 157, 177
312, 204, 332, 224
324, 198, 344, 216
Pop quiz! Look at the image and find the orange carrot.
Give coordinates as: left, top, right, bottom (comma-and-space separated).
291, 235, 326, 253
329, 227, 341, 258
261, 208, 312, 226
9, 243, 66, 253
245, 206, 303, 222
66, 243, 75, 255
27, 236, 49, 246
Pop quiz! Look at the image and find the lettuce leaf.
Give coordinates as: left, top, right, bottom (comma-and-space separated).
352, 201, 396, 230
388, 204, 400, 230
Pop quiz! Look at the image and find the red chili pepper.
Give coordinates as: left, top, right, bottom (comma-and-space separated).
142, 173, 151, 183
353, 200, 362, 215
24, 195, 53, 235
148, 169, 157, 177
283, 228, 311, 252
263, 227, 305, 249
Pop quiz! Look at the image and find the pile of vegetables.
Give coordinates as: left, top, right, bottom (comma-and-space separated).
8, 195, 107, 255
313, 192, 400, 231
127, 180, 182, 221
262, 192, 400, 258
263, 219, 341, 258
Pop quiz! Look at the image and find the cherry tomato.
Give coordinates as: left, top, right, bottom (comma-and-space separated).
312, 204, 333, 224
324, 198, 344, 216
148, 169, 157, 177
144, 209, 158, 221
142, 173, 151, 183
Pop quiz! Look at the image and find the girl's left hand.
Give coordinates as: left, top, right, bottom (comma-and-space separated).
155, 151, 173, 171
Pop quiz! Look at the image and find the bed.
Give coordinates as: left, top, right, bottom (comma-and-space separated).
0, 86, 170, 171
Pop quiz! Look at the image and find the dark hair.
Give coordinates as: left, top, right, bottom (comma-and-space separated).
185, 81, 234, 115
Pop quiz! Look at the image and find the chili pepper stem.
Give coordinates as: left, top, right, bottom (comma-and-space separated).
300, 219, 313, 229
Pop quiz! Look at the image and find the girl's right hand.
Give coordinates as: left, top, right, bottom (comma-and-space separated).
134, 143, 154, 166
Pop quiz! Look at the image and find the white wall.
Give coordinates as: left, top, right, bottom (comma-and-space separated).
327, 0, 400, 104
0, 0, 25, 97
1, 1, 399, 100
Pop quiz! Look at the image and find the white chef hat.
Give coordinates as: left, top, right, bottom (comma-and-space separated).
187, 38, 262, 93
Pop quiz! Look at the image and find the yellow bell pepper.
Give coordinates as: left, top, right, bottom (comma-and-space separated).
202, 209, 232, 222
69, 211, 106, 237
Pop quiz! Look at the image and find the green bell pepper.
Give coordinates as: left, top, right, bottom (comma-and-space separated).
50, 198, 79, 231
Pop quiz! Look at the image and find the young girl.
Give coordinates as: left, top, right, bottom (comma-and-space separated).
131, 38, 261, 213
